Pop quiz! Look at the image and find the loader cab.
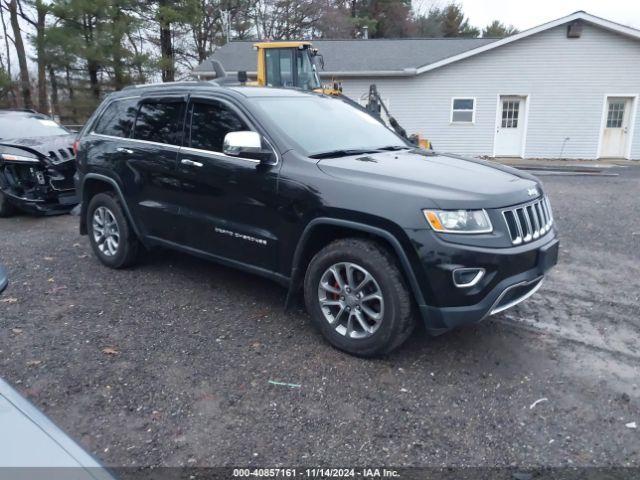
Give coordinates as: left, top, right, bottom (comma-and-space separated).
255, 42, 321, 91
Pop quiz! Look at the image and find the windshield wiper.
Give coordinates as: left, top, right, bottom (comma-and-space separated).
376, 145, 411, 151
309, 149, 381, 159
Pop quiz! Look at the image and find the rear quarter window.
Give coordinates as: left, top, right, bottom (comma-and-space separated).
93, 98, 138, 138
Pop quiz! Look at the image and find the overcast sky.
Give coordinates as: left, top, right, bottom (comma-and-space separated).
7, 1, 640, 73
415, 0, 640, 30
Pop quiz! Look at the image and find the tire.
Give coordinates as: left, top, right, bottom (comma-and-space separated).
304, 238, 415, 357
0, 190, 16, 217
86, 192, 140, 269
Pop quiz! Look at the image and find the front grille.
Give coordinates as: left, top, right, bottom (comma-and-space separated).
48, 148, 75, 165
502, 196, 553, 245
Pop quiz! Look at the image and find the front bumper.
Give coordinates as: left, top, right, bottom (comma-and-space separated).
411, 231, 559, 334
3, 189, 78, 215
1, 160, 78, 215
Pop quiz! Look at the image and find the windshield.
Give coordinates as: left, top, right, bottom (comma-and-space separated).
264, 48, 321, 91
252, 96, 407, 156
0, 115, 69, 139
297, 49, 321, 90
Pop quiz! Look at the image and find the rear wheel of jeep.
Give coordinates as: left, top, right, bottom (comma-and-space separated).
87, 192, 140, 269
304, 238, 415, 357
0, 191, 16, 217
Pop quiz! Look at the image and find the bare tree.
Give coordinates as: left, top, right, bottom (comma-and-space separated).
314, 0, 353, 38
0, 4, 17, 105
126, 29, 148, 82
253, 0, 323, 40
5, 0, 32, 108
18, 0, 48, 111
157, 0, 175, 81
0, 6, 11, 78
47, 64, 59, 114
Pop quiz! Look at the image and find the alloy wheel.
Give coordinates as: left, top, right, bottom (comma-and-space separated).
317, 262, 384, 339
92, 206, 120, 257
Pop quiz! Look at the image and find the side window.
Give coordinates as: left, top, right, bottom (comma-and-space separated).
133, 100, 185, 145
93, 98, 138, 138
189, 101, 249, 153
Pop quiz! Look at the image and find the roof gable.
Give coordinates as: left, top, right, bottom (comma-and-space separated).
416, 11, 640, 75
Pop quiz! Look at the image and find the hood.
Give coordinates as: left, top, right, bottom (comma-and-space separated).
316, 150, 541, 209
0, 134, 76, 163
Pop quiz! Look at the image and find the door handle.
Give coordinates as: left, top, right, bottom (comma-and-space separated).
116, 147, 134, 154
181, 158, 203, 168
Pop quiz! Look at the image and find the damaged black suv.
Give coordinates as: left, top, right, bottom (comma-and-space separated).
76, 83, 559, 357
0, 110, 78, 216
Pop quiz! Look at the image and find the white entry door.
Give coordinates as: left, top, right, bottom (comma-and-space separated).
494, 96, 527, 157
600, 97, 633, 158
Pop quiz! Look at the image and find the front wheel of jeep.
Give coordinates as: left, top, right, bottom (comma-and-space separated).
304, 238, 415, 357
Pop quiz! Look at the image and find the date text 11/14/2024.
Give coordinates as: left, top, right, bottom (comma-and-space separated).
232, 468, 400, 478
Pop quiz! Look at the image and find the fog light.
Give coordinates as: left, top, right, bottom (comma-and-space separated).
452, 268, 485, 288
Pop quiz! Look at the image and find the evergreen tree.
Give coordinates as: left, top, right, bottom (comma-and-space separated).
440, 3, 479, 38
413, 6, 442, 37
48, 0, 141, 97
482, 19, 518, 38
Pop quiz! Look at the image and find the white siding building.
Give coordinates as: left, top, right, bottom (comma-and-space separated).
195, 12, 640, 160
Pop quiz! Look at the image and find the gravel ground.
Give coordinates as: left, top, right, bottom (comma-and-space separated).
0, 165, 639, 468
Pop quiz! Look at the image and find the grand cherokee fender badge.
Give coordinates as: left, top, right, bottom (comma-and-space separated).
215, 227, 267, 246
527, 187, 539, 197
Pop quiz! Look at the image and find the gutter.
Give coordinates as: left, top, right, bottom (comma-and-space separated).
193, 68, 419, 78
319, 68, 418, 77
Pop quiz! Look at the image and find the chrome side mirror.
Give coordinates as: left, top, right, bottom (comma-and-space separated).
223, 131, 275, 164
223, 131, 261, 155
222, 131, 276, 164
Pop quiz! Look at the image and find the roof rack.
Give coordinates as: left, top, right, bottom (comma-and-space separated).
1, 108, 40, 114
124, 61, 230, 90
122, 80, 218, 90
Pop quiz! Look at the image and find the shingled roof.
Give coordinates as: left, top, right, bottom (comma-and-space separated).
193, 37, 497, 78
194, 12, 640, 79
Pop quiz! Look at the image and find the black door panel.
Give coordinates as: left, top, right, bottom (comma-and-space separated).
174, 148, 281, 271
123, 140, 183, 241
127, 97, 187, 242
171, 98, 282, 272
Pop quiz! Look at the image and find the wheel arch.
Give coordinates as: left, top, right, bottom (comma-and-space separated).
285, 217, 427, 310
80, 173, 141, 239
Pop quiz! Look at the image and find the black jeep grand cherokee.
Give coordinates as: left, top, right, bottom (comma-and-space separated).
75, 83, 558, 356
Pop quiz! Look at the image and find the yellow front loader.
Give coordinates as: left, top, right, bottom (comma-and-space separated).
239, 41, 431, 149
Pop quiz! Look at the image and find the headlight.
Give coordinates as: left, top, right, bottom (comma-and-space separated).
423, 209, 492, 234
1, 153, 39, 163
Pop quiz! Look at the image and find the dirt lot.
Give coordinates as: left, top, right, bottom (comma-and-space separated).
0, 165, 639, 468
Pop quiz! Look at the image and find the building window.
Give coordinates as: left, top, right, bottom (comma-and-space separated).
606, 101, 625, 128
501, 100, 520, 128
451, 98, 475, 123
